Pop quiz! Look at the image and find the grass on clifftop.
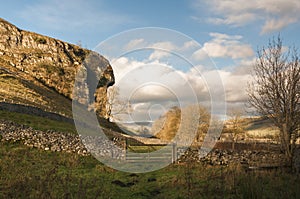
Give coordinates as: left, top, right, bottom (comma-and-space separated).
0, 109, 76, 134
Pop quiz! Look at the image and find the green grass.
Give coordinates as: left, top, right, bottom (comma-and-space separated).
0, 111, 299, 198
127, 145, 165, 153
0, 110, 76, 134
0, 141, 300, 198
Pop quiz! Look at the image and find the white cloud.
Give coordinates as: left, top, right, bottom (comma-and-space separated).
193, 32, 254, 60
123, 39, 146, 51
231, 58, 256, 75
196, 0, 300, 33
219, 71, 252, 102
181, 41, 199, 51
120, 39, 201, 63
261, 17, 297, 34
110, 57, 209, 120
148, 42, 178, 60
110, 56, 253, 122
113, 59, 204, 103
149, 42, 178, 50
111, 57, 145, 81
149, 51, 170, 61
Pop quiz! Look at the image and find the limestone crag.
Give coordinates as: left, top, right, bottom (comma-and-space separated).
0, 18, 114, 118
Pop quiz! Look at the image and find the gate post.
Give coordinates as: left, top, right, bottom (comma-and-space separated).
172, 142, 177, 163
124, 138, 127, 160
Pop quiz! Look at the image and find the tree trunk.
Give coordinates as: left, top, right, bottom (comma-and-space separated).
232, 140, 235, 151
282, 124, 294, 168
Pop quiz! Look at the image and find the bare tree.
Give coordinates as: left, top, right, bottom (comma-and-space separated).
106, 86, 132, 122
224, 109, 245, 151
247, 36, 300, 167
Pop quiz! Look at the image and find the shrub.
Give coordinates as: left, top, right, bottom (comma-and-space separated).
34, 37, 47, 44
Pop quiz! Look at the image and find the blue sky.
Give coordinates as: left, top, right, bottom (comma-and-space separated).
2, 0, 300, 49
1, 0, 300, 121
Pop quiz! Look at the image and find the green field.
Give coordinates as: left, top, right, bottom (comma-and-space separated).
0, 109, 77, 134
127, 145, 165, 153
0, 140, 300, 198
0, 111, 300, 198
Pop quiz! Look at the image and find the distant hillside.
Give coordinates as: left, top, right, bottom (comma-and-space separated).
243, 117, 280, 138
0, 18, 114, 118
151, 104, 280, 143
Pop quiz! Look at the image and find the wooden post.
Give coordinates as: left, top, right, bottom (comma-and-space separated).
172, 142, 177, 163
124, 138, 127, 161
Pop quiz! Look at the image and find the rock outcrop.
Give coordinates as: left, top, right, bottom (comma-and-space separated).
0, 18, 114, 118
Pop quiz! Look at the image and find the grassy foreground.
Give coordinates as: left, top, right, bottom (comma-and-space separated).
0, 111, 299, 198
0, 140, 300, 199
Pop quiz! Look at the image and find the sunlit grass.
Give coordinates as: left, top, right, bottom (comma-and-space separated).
127, 145, 165, 153
0, 109, 76, 134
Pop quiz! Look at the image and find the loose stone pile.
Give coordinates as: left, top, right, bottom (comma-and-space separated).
81, 135, 125, 159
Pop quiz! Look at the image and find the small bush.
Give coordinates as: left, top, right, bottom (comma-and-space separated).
58, 68, 65, 76
34, 37, 47, 44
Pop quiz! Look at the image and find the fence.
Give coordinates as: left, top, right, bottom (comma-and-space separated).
124, 138, 177, 163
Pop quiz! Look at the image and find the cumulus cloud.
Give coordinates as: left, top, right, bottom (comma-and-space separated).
110, 56, 252, 122
193, 32, 254, 60
148, 42, 178, 60
121, 39, 201, 63
195, 0, 300, 33
112, 57, 207, 103
110, 57, 208, 120
110, 35, 255, 122
231, 58, 256, 75
123, 39, 146, 51
181, 40, 199, 51
219, 71, 252, 103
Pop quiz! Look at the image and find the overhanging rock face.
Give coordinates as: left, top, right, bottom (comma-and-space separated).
73, 51, 115, 119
